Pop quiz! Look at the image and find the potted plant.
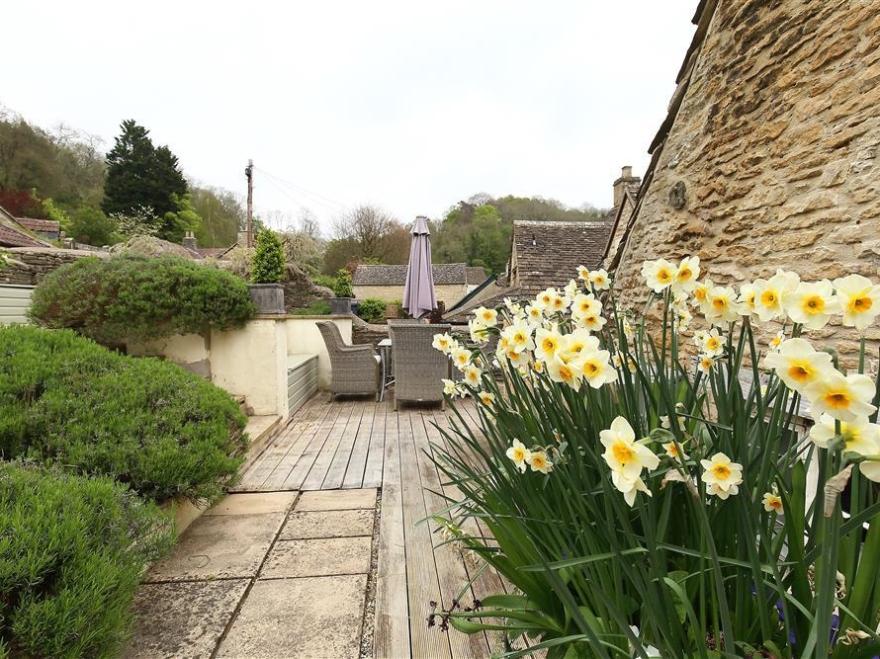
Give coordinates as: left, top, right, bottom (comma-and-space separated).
249, 229, 285, 314
330, 269, 355, 314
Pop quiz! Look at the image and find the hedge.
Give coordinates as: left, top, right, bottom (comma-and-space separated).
29, 254, 256, 345
0, 463, 174, 658
0, 326, 248, 503
357, 298, 386, 323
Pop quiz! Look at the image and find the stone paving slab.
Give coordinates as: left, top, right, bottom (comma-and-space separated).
280, 509, 374, 539
148, 512, 286, 581
216, 574, 368, 658
261, 536, 372, 578
126, 579, 249, 658
295, 488, 377, 511
205, 492, 297, 516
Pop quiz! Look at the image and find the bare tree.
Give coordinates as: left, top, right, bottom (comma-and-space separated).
332, 205, 400, 261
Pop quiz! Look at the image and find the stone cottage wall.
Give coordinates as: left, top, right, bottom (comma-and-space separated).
613, 0, 880, 367
0, 247, 105, 285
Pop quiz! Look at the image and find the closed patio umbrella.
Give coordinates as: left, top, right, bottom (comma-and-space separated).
402, 216, 437, 319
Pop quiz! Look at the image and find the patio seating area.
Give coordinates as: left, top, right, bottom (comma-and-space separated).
130, 393, 520, 658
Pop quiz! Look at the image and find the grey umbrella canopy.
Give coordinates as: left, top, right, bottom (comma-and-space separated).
401, 216, 437, 319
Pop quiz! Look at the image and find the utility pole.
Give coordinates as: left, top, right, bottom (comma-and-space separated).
245, 159, 254, 247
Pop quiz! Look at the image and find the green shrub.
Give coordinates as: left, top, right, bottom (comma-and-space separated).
0, 463, 174, 658
332, 268, 353, 297
29, 255, 256, 345
357, 297, 386, 323
311, 273, 337, 290
251, 229, 285, 284
290, 300, 332, 315
0, 326, 247, 503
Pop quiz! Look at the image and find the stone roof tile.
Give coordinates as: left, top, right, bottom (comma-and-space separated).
353, 263, 469, 286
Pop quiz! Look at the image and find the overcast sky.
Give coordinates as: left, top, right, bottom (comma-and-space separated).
4, 1, 696, 234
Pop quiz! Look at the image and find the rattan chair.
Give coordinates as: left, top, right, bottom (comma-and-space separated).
389, 322, 450, 410
317, 321, 381, 401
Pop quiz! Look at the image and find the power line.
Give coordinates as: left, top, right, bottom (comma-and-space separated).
254, 166, 348, 210
258, 174, 341, 214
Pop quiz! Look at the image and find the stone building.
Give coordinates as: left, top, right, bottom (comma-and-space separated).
352, 263, 487, 308
607, 0, 880, 364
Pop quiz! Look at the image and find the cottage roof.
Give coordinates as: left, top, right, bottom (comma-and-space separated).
16, 217, 60, 233
353, 263, 473, 286
512, 220, 612, 294
0, 205, 52, 248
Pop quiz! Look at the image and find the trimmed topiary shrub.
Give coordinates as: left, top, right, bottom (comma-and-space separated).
357, 297, 386, 323
0, 326, 248, 503
333, 268, 353, 298
251, 229, 285, 284
29, 254, 256, 345
0, 463, 174, 658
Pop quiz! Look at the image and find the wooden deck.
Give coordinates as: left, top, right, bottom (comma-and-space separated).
235, 395, 513, 659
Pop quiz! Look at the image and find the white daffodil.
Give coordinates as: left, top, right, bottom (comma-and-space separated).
700, 452, 743, 500
763, 338, 834, 393
753, 270, 800, 322
528, 450, 553, 474
834, 274, 880, 331
611, 471, 652, 507
501, 322, 534, 354
600, 416, 660, 480
673, 256, 700, 294
784, 280, 840, 330
547, 292, 568, 314
469, 319, 490, 344
809, 413, 880, 457
577, 265, 591, 282
589, 268, 611, 291
559, 328, 599, 358
738, 283, 757, 316
691, 278, 714, 312
663, 440, 688, 461
700, 327, 726, 357
505, 439, 531, 473
581, 349, 619, 389
804, 372, 877, 423
450, 346, 472, 371
535, 287, 560, 311
442, 379, 457, 396
857, 461, 880, 483
478, 391, 496, 407
762, 492, 783, 513
546, 354, 583, 391
525, 304, 543, 325
432, 333, 457, 354
535, 327, 563, 363
473, 306, 498, 327
502, 347, 531, 369
704, 285, 742, 324
698, 355, 715, 374
571, 293, 602, 322
564, 279, 579, 300
769, 331, 784, 351
578, 313, 608, 332
641, 259, 676, 293
463, 364, 482, 387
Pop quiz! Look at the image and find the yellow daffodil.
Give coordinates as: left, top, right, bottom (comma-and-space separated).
451, 346, 472, 371
753, 270, 800, 322
611, 471, 652, 507
473, 306, 498, 327
763, 338, 834, 393
804, 371, 877, 423
528, 450, 553, 474
834, 274, 880, 331
700, 452, 743, 500
600, 416, 660, 480
577, 265, 590, 281
641, 259, 677, 293
809, 413, 880, 456
432, 333, 457, 354
784, 280, 839, 330
535, 327, 563, 362
505, 439, 531, 473
704, 285, 742, 324
762, 492, 783, 513
581, 349, 619, 389
589, 268, 611, 291
673, 256, 700, 294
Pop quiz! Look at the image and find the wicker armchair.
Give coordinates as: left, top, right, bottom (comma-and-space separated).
389, 322, 450, 410
317, 321, 381, 401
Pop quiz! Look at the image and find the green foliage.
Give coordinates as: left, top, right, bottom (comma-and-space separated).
0, 463, 174, 658
40, 198, 70, 231
102, 119, 188, 235
68, 206, 120, 246
332, 268, 353, 297
29, 255, 256, 345
290, 300, 332, 316
0, 326, 247, 503
191, 186, 244, 247
357, 298, 386, 323
252, 229, 285, 284
312, 273, 337, 290
322, 205, 410, 274
161, 192, 202, 244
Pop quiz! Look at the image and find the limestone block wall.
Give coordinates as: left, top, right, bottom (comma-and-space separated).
0, 248, 105, 285
353, 283, 468, 308
613, 0, 880, 367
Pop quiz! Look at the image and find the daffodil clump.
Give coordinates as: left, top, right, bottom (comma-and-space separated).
429, 258, 880, 658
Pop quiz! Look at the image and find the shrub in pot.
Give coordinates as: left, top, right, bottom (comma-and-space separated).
331, 268, 354, 314
357, 297, 386, 323
249, 229, 286, 314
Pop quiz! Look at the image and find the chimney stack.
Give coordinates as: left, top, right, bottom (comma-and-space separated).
182, 230, 197, 250
612, 165, 641, 209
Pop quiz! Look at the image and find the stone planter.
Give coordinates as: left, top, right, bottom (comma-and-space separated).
248, 283, 285, 315
330, 297, 354, 314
